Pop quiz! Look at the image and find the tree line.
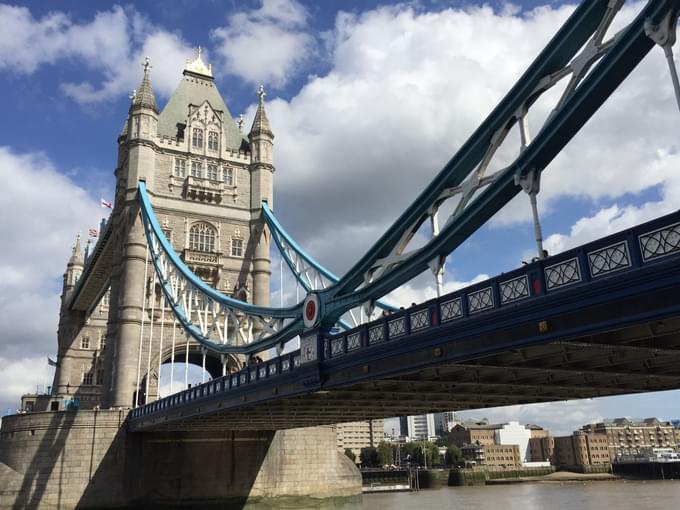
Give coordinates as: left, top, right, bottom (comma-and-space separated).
346, 439, 464, 468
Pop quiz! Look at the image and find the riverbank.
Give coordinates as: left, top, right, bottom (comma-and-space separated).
486, 471, 620, 484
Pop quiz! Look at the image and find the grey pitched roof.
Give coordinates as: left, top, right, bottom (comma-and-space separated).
158, 72, 248, 151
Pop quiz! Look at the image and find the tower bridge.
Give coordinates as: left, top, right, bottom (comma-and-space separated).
128, 209, 680, 431
2, 0, 680, 508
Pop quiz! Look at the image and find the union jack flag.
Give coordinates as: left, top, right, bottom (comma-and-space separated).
88, 228, 98, 238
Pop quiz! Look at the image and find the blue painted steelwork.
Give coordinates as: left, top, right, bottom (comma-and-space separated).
129, 209, 680, 424
139, 0, 679, 354
138, 182, 304, 354
261, 202, 398, 313
317, 0, 680, 321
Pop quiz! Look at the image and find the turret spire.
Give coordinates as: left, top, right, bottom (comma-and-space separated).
132, 56, 158, 112
249, 85, 273, 138
68, 234, 84, 266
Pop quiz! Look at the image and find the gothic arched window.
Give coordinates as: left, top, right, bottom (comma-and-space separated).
189, 222, 216, 253
208, 131, 219, 151
192, 128, 203, 148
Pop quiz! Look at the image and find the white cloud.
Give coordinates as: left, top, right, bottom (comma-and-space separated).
544, 202, 672, 256
0, 4, 194, 104
0, 146, 102, 410
456, 399, 604, 436
211, 0, 314, 88
385, 273, 490, 308
258, 1, 679, 288
0, 357, 54, 412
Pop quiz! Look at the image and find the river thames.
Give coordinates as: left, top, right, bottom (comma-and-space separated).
242, 480, 680, 509
356, 480, 680, 510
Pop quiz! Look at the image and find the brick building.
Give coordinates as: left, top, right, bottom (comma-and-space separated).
553, 432, 611, 468
461, 443, 522, 468
581, 418, 678, 458
336, 419, 384, 462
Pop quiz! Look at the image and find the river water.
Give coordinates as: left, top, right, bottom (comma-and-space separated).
242, 480, 680, 509
357, 480, 680, 510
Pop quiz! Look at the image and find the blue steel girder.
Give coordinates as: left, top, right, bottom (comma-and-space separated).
127, 208, 680, 429
317, 0, 680, 324
138, 182, 304, 354
261, 202, 398, 323
138, 0, 679, 355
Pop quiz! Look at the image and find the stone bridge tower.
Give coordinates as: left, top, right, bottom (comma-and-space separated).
49, 51, 274, 410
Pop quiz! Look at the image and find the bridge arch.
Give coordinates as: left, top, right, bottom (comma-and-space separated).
136, 340, 242, 405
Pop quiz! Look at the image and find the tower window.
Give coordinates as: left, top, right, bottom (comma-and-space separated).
82, 372, 93, 385
231, 238, 243, 257
174, 159, 186, 177
192, 128, 203, 148
189, 222, 216, 253
191, 161, 202, 178
81, 336, 90, 349
223, 167, 234, 186
208, 131, 219, 151
207, 164, 219, 181
99, 333, 106, 350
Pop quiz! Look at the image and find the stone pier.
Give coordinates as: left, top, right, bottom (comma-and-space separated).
0, 410, 361, 509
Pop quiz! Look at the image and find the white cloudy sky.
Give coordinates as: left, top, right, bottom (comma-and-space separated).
0, 0, 678, 434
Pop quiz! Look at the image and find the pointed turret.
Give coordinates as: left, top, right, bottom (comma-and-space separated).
68, 234, 84, 266
119, 118, 128, 139
131, 57, 158, 112
248, 85, 275, 169
249, 85, 274, 139
62, 234, 84, 302
124, 57, 159, 187
248, 85, 275, 308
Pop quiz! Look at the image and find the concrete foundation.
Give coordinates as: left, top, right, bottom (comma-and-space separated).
0, 410, 361, 509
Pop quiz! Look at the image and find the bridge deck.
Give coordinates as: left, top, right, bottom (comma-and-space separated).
129, 211, 680, 431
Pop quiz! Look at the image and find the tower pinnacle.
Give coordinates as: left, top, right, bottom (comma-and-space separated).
249, 85, 273, 138
184, 46, 213, 78
131, 56, 158, 112
68, 234, 84, 266
142, 56, 151, 77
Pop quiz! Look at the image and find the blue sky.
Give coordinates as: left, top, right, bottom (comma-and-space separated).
0, 0, 678, 434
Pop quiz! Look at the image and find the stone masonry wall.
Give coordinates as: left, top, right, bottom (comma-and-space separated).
0, 410, 361, 509
0, 409, 129, 509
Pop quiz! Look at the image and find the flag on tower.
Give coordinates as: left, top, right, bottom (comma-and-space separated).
100, 198, 112, 209
88, 228, 98, 238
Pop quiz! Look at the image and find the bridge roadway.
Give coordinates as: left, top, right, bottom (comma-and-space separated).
128, 211, 680, 432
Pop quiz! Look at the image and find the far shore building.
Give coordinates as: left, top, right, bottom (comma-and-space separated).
527, 425, 555, 463
461, 443, 522, 469
553, 431, 611, 469
450, 420, 550, 467
336, 419, 384, 462
400, 414, 436, 441
580, 418, 679, 458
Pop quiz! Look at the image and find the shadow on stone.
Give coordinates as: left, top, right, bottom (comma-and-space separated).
1, 412, 361, 509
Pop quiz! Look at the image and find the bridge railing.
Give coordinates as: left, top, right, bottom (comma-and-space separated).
322, 210, 680, 359
129, 210, 680, 422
